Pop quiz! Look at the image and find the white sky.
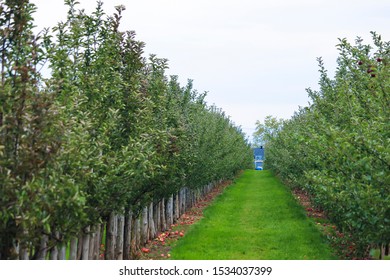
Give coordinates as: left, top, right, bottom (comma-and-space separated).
30, 0, 390, 140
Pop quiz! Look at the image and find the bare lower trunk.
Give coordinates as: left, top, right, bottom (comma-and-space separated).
193, 190, 197, 206
130, 216, 137, 259
81, 226, 90, 260
174, 193, 179, 223
58, 244, 66, 260
136, 218, 141, 248
186, 188, 191, 209
36, 235, 48, 260
123, 211, 132, 260
19, 248, 29, 260
69, 237, 78, 260
19, 239, 29, 260
88, 226, 96, 260
148, 202, 156, 239
141, 206, 148, 244
99, 223, 105, 259
166, 195, 173, 228
379, 244, 385, 260
93, 224, 101, 260
76, 233, 83, 260
50, 243, 58, 260
116, 215, 125, 260
180, 188, 186, 216
106, 213, 117, 260
130, 216, 140, 259
50, 231, 60, 260
160, 199, 166, 232
154, 202, 160, 231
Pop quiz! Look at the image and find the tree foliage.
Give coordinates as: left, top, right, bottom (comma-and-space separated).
0, 0, 252, 259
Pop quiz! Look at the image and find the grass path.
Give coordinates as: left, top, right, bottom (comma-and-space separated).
170, 170, 335, 260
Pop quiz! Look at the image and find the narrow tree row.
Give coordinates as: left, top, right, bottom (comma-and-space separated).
0, 0, 252, 259
264, 33, 390, 259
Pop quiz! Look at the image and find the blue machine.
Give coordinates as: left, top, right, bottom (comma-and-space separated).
253, 147, 264, 170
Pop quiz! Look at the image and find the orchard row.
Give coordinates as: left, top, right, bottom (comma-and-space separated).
0, 0, 252, 259
264, 33, 389, 259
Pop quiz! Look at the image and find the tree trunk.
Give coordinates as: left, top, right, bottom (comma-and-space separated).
19, 248, 29, 260
88, 226, 96, 260
91, 224, 101, 260
154, 202, 160, 231
136, 217, 141, 249
99, 223, 105, 259
81, 226, 90, 260
123, 210, 132, 260
50, 231, 60, 260
160, 199, 166, 232
77, 233, 83, 260
69, 237, 78, 260
106, 213, 117, 260
186, 188, 191, 209
193, 190, 197, 205
19, 240, 29, 260
379, 243, 385, 260
148, 202, 156, 239
130, 215, 139, 259
116, 215, 125, 260
49, 245, 58, 260
58, 244, 66, 260
36, 235, 48, 260
180, 188, 186, 216
174, 193, 180, 222
141, 206, 148, 244
187, 189, 191, 209
166, 195, 173, 228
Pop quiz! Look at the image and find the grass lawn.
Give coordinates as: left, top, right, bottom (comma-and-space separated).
170, 170, 335, 260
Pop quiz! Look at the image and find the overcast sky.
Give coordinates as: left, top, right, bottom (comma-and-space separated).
30, 0, 390, 140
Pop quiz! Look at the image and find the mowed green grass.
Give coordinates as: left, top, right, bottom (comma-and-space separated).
170, 170, 335, 260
